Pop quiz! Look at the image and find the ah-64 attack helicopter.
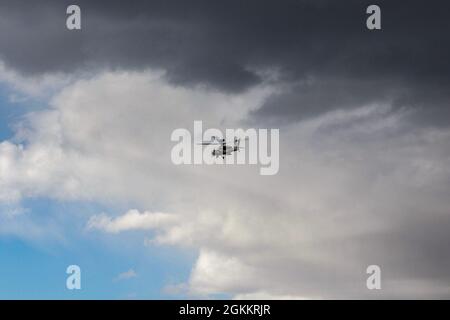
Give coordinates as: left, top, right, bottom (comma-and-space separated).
198, 136, 247, 159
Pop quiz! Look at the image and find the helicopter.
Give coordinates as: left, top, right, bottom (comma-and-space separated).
198, 136, 246, 159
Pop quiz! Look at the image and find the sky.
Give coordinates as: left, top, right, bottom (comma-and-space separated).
1, 0, 450, 299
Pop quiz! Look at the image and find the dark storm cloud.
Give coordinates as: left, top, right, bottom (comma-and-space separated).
250, 78, 397, 125
250, 78, 450, 127
0, 0, 450, 123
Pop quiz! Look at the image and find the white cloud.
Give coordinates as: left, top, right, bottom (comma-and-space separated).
0, 61, 73, 99
2, 70, 450, 298
114, 269, 138, 281
87, 210, 176, 233
188, 249, 260, 296
233, 291, 311, 300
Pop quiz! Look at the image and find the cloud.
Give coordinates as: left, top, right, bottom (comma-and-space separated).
233, 291, 310, 300
2, 70, 450, 299
1, 0, 450, 126
114, 269, 138, 281
1, 0, 450, 300
87, 210, 176, 233
0, 62, 73, 99
0, 70, 272, 204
